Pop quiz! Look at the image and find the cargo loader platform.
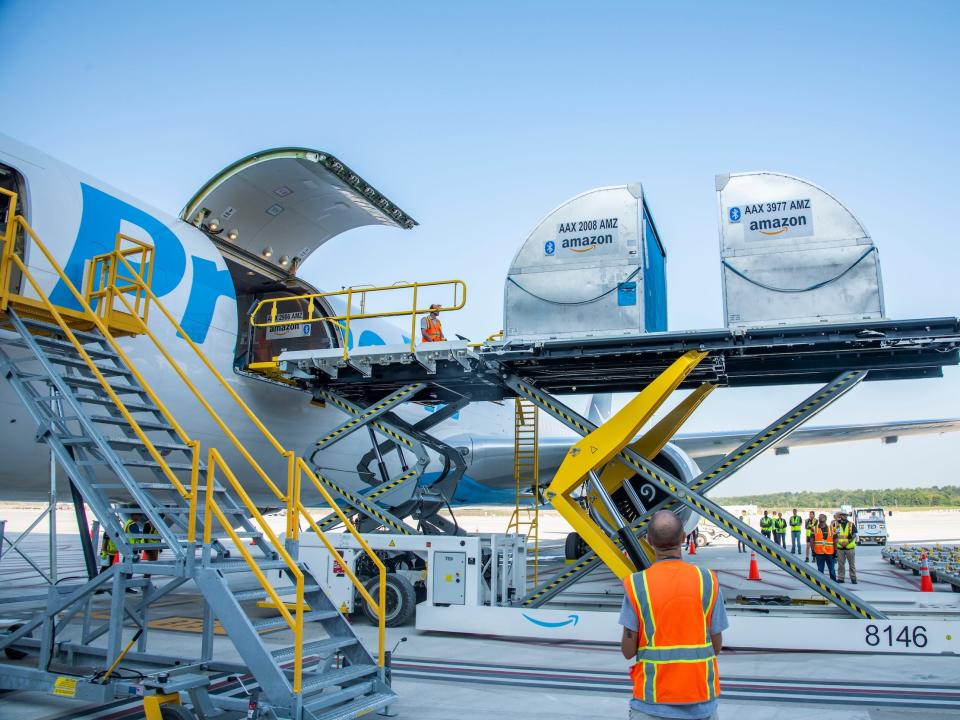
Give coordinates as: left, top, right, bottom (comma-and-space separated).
274, 316, 960, 404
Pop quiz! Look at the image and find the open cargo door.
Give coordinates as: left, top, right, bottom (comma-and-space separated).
181, 147, 417, 370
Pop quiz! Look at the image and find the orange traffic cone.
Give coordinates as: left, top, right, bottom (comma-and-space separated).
688, 535, 697, 555
919, 553, 934, 592
748, 552, 761, 581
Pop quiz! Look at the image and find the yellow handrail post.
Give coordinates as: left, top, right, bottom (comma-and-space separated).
188, 440, 201, 544
0, 189, 17, 311
343, 288, 353, 361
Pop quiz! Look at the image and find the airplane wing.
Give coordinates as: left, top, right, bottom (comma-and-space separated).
673, 419, 960, 466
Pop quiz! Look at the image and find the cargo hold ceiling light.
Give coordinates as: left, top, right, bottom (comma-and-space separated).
207, 217, 221, 232
262, 246, 273, 258
279, 255, 290, 267
227, 228, 239, 241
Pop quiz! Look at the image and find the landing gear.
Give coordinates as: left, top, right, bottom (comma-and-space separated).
158, 705, 198, 720
564, 532, 587, 561
363, 573, 416, 627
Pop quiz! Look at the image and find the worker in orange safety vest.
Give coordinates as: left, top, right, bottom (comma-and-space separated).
420, 303, 446, 342
619, 510, 727, 719
813, 513, 838, 581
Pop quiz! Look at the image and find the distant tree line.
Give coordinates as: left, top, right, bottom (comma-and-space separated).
713, 486, 960, 509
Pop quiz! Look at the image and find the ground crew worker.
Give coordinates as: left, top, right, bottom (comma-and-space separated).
789, 509, 803, 554
619, 510, 727, 720
774, 512, 787, 548
737, 511, 748, 553
813, 513, 837, 581
420, 303, 446, 342
804, 511, 817, 563
759, 510, 773, 541
835, 510, 858, 584
98, 531, 119, 572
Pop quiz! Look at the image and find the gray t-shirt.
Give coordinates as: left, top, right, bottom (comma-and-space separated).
618, 566, 729, 719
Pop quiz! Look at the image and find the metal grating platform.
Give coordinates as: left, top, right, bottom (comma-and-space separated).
277, 317, 960, 403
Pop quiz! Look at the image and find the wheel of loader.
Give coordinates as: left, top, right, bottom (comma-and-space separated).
363, 573, 416, 627
564, 532, 587, 561
159, 704, 197, 720
3, 624, 29, 660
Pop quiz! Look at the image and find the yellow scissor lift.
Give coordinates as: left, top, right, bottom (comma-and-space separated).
508, 353, 885, 619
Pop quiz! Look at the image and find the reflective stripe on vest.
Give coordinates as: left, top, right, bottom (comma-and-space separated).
624, 562, 720, 705
774, 519, 786, 531
805, 518, 816, 537
789, 515, 803, 530
124, 519, 141, 545
836, 521, 857, 549
760, 517, 772, 529
813, 526, 835, 555
422, 316, 443, 341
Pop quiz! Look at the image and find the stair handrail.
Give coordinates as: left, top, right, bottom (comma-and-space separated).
104, 237, 294, 514
248, 278, 467, 359
106, 236, 387, 671
0, 198, 199, 544
295, 457, 386, 668
205, 448, 305, 692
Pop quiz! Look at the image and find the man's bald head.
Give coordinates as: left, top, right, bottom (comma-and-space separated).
647, 510, 684, 552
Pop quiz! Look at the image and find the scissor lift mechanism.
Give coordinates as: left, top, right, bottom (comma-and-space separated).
275, 317, 960, 620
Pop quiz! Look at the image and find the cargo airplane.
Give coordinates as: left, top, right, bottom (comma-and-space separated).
0, 134, 956, 533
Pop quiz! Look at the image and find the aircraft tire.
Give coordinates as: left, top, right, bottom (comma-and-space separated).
564, 532, 586, 561
362, 573, 416, 627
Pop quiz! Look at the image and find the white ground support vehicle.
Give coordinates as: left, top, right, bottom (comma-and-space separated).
854, 507, 888, 545
300, 532, 527, 627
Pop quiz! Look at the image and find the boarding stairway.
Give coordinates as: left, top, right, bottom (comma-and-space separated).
0, 190, 394, 720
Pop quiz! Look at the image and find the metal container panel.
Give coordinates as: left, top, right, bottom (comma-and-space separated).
504, 184, 666, 341
717, 171, 884, 328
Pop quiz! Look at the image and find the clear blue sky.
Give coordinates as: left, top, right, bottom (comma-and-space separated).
1, 2, 957, 496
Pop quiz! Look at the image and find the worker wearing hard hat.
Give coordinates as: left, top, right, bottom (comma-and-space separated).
620, 511, 726, 720
834, 510, 858, 584
421, 304, 446, 342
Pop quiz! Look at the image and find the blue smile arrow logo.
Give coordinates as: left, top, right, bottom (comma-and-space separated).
522, 613, 580, 628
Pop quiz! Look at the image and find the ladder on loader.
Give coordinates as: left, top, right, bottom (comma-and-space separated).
0, 189, 395, 720
505, 399, 540, 584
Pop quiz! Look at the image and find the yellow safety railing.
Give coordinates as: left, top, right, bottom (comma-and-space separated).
0, 192, 387, 691
248, 279, 467, 359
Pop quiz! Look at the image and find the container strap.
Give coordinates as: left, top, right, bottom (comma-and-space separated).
507, 267, 641, 306
722, 246, 876, 294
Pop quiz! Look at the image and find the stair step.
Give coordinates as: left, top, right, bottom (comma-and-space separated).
306, 689, 395, 720
89, 415, 178, 433
61, 436, 192, 454
21, 318, 110, 345
59, 374, 144, 395
302, 680, 375, 713
122, 459, 197, 471
20, 335, 119, 360
209, 559, 289, 573
75, 394, 159, 413
300, 664, 378, 695
47, 354, 132, 377
251, 609, 340, 631
271, 635, 356, 662
233, 583, 321, 602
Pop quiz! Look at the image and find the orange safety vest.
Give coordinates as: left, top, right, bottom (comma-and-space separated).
813, 526, 835, 555
421, 315, 444, 342
623, 561, 720, 705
